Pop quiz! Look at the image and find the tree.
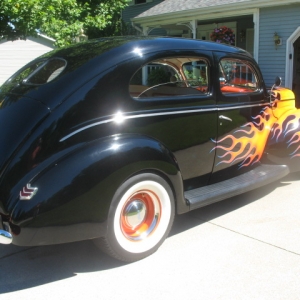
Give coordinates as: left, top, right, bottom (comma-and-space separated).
0, 0, 129, 47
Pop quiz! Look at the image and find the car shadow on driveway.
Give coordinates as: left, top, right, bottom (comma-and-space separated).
0, 239, 126, 294
0, 173, 297, 294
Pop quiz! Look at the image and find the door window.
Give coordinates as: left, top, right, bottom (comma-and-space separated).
219, 59, 259, 94
129, 57, 210, 98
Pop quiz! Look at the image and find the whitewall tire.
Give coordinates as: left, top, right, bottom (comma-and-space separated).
94, 173, 175, 262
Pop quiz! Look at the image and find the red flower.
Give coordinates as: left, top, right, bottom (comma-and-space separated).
210, 26, 235, 45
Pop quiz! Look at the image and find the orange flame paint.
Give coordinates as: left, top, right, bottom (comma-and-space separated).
213, 95, 300, 167
272, 111, 300, 158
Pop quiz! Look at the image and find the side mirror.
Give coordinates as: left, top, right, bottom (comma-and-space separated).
274, 76, 282, 87
270, 76, 282, 103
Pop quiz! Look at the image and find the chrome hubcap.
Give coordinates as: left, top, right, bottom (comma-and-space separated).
121, 190, 161, 241
124, 200, 147, 229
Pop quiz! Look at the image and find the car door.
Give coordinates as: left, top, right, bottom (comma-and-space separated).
209, 52, 270, 184
127, 51, 218, 190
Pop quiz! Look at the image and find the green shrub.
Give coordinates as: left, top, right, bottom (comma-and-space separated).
147, 68, 170, 86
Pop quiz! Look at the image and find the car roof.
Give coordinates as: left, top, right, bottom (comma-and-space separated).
43, 36, 249, 62
1, 36, 251, 110
37, 36, 251, 84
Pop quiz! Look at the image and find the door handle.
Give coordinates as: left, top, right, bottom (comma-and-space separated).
219, 115, 232, 122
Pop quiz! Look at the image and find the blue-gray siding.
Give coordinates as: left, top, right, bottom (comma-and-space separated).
259, 4, 300, 86
122, 0, 164, 23
122, 0, 166, 35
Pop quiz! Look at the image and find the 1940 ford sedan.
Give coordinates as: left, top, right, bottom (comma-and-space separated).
0, 36, 299, 262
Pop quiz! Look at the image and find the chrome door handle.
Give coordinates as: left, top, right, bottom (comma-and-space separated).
219, 115, 232, 122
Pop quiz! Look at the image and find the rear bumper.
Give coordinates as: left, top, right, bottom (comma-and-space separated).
0, 229, 12, 244
0, 215, 12, 244
0, 215, 106, 246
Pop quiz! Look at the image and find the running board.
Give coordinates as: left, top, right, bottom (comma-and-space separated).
185, 164, 289, 211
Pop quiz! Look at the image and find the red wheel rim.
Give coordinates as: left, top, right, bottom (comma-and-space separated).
121, 190, 161, 241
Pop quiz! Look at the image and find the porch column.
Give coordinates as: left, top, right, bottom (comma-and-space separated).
142, 66, 148, 86
177, 20, 197, 39
253, 9, 259, 62
190, 20, 197, 39
142, 26, 157, 36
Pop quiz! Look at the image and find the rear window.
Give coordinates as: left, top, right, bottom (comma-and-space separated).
7, 58, 67, 86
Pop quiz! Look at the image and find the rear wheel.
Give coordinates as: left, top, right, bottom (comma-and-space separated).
94, 173, 175, 262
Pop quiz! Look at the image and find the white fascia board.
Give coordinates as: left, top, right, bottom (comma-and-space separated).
133, 8, 257, 27
37, 33, 56, 42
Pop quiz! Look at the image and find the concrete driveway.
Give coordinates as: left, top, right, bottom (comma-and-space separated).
1, 172, 300, 300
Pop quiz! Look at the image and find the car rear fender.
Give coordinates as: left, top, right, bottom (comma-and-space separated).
9, 134, 185, 246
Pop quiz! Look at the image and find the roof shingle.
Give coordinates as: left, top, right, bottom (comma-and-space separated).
135, 0, 252, 18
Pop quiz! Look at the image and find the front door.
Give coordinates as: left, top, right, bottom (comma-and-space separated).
293, 37, 300, 108
210, 53, 269, 184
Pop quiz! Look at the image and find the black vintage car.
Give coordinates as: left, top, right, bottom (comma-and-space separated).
0, 36, 299, 262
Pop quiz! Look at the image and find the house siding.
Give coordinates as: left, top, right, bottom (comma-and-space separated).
122, 0, 164, 23
122, 0, 166, 35
0, 36, 54, 85
259, 4, 300, 86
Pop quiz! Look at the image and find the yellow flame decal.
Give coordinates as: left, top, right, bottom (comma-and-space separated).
213, 98, 300, 167
272, 111, 300, 158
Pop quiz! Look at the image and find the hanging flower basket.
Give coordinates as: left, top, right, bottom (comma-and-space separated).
210, 26, 235, 45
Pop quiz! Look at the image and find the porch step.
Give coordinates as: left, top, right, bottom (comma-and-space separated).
185, 164, 289, 211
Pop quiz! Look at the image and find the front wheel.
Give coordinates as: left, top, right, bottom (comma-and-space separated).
94, 173, 175, 262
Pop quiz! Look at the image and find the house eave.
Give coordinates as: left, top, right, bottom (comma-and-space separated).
132, 0, 300, 26
133, 8, 257, 27
37, 33, 56, 42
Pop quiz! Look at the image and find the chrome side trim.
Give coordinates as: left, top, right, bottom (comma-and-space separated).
218, 102, 269, 111
0, 229, 12, 244
60, 107, 217, 142
60, 118, 120, 142
60, 102, 270, 142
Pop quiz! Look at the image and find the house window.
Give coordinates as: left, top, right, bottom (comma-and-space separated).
128, 0, 152, 5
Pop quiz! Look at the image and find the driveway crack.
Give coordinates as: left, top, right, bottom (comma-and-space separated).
201, 218, 300, 256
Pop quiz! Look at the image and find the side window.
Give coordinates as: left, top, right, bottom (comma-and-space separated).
129, 57, 209, 98
219, 59, 259, 94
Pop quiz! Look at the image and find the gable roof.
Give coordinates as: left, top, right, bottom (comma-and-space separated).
135, 0, 251, 18
133, 0, 300, 22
